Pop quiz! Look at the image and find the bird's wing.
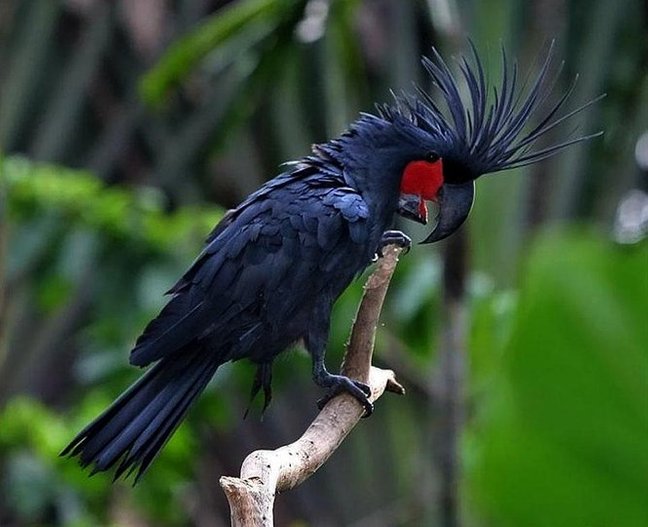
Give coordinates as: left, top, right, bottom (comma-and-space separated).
129, 172, 369, 367
202, 163, 337, 244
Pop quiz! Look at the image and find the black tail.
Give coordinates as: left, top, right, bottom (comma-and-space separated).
61, 348, 219, 482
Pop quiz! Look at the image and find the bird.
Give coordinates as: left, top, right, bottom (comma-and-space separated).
62, 42, 602, 481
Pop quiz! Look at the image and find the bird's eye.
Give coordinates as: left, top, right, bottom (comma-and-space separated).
425, 151, 440, 162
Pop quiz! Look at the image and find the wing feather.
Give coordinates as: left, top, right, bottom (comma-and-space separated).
129, 170, 369, 367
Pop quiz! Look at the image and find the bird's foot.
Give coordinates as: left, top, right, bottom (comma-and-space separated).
315, 372, 374, 417
375, 230, 411, 259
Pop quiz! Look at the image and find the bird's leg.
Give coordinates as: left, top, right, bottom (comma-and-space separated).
307, 304, 373, 417
244, 362, 273, 419
375, 230, 411, 259
312, 359, 373, 417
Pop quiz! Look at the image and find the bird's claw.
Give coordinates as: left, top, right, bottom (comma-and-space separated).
316, 374, 374, 417
375, 230, 412, 259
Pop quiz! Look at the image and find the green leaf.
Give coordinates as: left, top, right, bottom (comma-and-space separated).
5, 156, 222, 254
140, 0, 296, 105
468, 231, 648, 527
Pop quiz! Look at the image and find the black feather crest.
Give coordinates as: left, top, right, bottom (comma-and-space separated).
379, 41, 604, 178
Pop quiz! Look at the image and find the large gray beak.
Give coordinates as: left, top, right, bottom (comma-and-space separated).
420, 181, 475, 244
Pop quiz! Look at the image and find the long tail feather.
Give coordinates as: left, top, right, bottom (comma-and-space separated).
61, 348, 219, 481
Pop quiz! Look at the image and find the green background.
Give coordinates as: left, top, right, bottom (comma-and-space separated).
1, 0, 646, 525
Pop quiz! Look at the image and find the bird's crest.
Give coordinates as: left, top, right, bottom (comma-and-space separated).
377, 41, 604, 180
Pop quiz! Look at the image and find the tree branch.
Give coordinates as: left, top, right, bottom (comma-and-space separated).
219, 245, 406, 527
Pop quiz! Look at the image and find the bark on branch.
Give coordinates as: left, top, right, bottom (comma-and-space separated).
219, 245, 406, 526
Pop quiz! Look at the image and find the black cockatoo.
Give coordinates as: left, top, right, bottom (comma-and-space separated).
62, 43, 600, 480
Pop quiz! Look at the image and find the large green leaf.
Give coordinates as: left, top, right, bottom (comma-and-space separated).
468, 231, 648, 527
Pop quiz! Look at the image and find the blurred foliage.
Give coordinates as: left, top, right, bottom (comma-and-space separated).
140, 0, 307, 105
466, 232, 648, 527
1, 157, 224, 525
5, 156, 221, 252
1, 0, 646, 526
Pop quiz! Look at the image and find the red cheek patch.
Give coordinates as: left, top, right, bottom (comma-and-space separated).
400, 159, 444, 200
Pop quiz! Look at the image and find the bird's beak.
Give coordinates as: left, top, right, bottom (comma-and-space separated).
420, 181, 475, 244
398, 193, 428, 225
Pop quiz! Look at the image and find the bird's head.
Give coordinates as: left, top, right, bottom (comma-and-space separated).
365, 42, 603, 243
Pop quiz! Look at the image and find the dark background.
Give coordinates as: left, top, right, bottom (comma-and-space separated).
1, 0, 646, 526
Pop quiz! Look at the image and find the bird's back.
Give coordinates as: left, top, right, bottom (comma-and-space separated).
130, 163, 376, 369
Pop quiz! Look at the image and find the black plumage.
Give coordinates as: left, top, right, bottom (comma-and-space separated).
62, 44, 600, 480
